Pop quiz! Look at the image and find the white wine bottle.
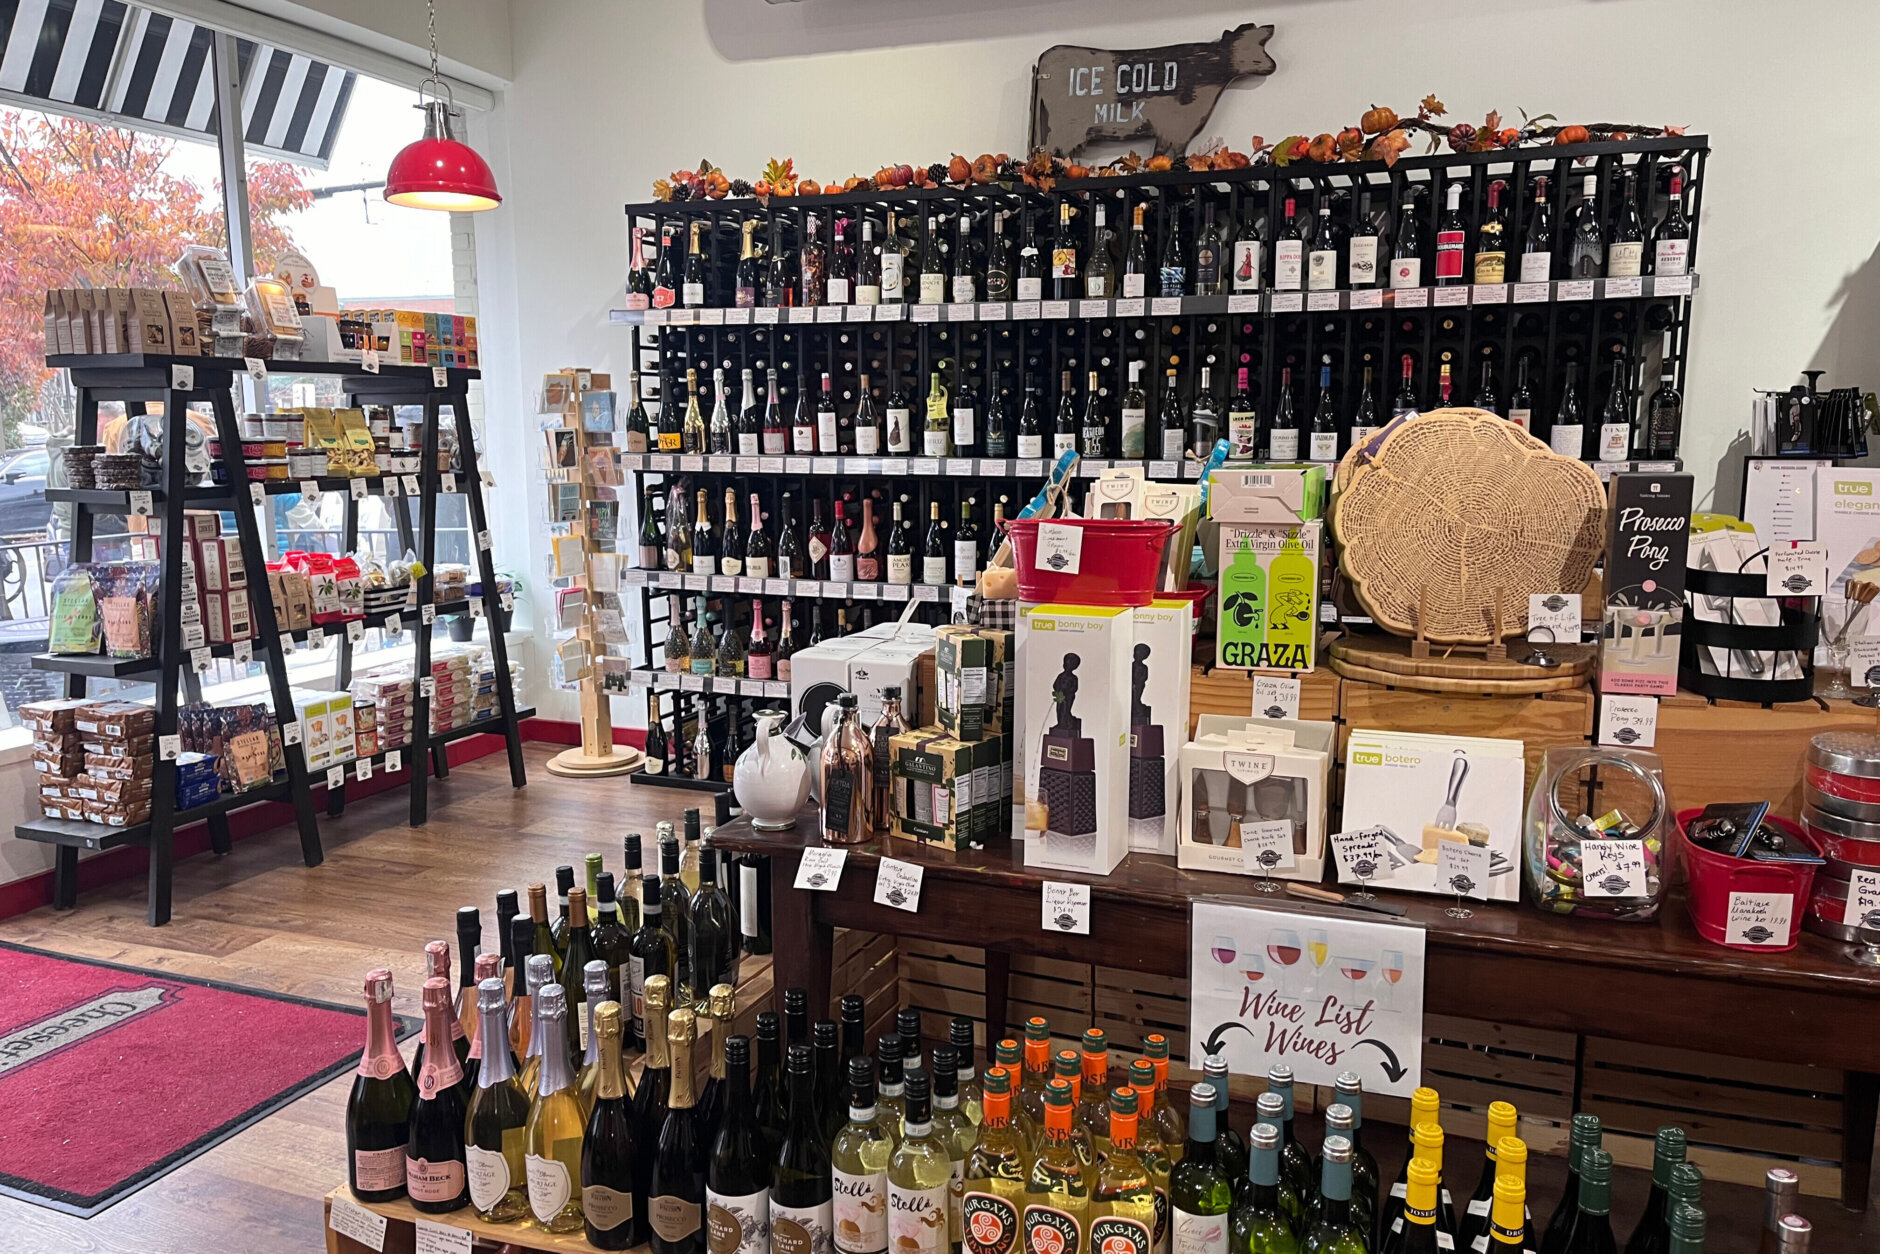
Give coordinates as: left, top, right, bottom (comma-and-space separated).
525, 984, 587, 1232
889, 1071, 952, 1254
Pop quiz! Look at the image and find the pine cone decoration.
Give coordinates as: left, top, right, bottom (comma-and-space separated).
926, 162, 948, 183
729, 178, 754, 197
669, 183, 693, 202
1170, 155, 1190, 171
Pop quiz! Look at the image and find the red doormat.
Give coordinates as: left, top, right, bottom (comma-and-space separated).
0, 941, 417, 1217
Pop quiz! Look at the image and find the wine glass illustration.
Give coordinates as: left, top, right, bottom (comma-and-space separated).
1306, 928, 1330, 998
1240, 950, 1267, 987
1266, 928, 1303, 1000
1381, 949, 1405, 1012
1339, 954, 1376, 1004
1210, 935, 1238, 972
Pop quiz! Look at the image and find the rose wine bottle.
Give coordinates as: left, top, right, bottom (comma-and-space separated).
408, 976, 471, 1213
348, 968, 418, 1202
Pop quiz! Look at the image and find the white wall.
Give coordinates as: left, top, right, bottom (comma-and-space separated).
474, 0, 1880, 721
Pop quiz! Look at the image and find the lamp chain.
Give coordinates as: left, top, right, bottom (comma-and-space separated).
427, 0, 440, 83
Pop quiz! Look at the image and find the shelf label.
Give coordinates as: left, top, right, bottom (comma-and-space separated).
354, 756, 373, 783
1148, 460, 1178, 479
947, 302, 975, 321
912, 459, 940, 476
726, 307, 753, 325
1598, 694, 1658, 748
414, 1216, 472, 1254
753, 307, 779, 324
421, 604, 437, 625
1766, 541, 1828, 597
282, 722, 301, 745
1308, 291, 1341, 311
875, 303, 905, 322
1241, 820, 1296, 873
1527, 592, 1582, 643
644, 308, 668, 325
1513, 282, 1551, 304
700, 307, 726, 326
128, 490, 153, 516
1434, 287, 1469, 307
1077, 299, 1108, 319
680, 455, 705, 473
1472, 284, 1509, 304
1011, 301, 1041, 320
796, 847, 848, 891
711, 576, 735, 592
812, 458, 839, 476
328, 1197, 388, 1251
1392, 288, 1429, 309
347, 478, 366, 501
298, 479, 321, 502
477, 529, 492, 552
361, 349, 380, 374
158, 734, 181, 760
766, 680, 790, 699
233, 639, 252, 664
846, 305, 873, 322
420, 677, 436, 699
280, 634, 298, 655
874, 857, 924, 912
765, 578, 790, 597
1726, 892, 1794, 948
347, 619, 366, 642
684, 574, 710, 592
1252, 675, 1301, 720
789, 306, 815, 324
843, 458, 870, 474
1041, 881, 1091, 934
1656, 274, 1694, 296
1151, 297, 1182, 317
171, 363, 195, 391
884, 583, 911, 601
383, 750, 402, 775
306, 627, 324, 647
1846, 869, 1880, 926
784, 457, 811, 475
383, 476, 401, 498
469, 599, 485, 618
1557, 280, 1595, 301
327, 765, 346, 789
1268, 292, 1304, 313
1603, 277, 1643, 299
432, 366, 450, 388
946, 458, 974, 477
1015, 459, 1046, 478
853, 582, 879, 600
817, 305, 844, 323
403, 475, 421, 496
681, 672, 706, 692
911, 304, 940, 323
246, 480, 264, 507
1349, 289, 1385, 309
1114, 297, 1147, 318
1436, 841, 1493, 901
1227, 294, 1260, 314
913, 584, 939, 601
979, 302, 1008, 321
1328, 828, 1391, 882
244, 356, 268, 381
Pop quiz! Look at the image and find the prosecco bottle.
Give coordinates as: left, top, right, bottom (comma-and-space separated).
407, 976, 470, 1213
651, 1007, 707, 1254
584, 1000, 647, 1248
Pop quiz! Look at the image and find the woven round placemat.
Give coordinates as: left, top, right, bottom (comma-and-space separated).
1329, 408, 1606, 643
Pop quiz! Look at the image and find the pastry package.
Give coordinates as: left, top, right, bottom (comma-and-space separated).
244, 277, 305, 360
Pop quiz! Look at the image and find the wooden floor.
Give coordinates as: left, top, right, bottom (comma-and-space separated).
0, 744, 1872, 1252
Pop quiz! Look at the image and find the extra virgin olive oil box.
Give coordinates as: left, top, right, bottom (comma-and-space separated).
1018, 603, 1131, 875
1215, 521, 1322, 672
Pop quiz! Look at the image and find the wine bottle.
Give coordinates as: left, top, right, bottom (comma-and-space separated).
809, 1019, 843, 1143
932, 1047, 975, 1248
1308, 201, 1338, 292
1475, 360, 1500, 416
516, 951, 553, 1093
744, 494, 774, 578
1316, 1100, 1376, 1240
1495, 1164, 1541, 1254
799, 214, 827, 307
1665, 1204, 1703, 1254
1016, 383, 1044, 460
814, 372, 838, 456
916, 215, 946, 305
1436, 182, 1468, 286
832, 1056, 893, 1254
1049, 1051, 1088, 1164
1015, 1020, 1051, 1149
953, 501, 979, 586
1391, 197, 1422, 288
1233, 1121, 1298, 1254
681, 221, 708, 307
690, 596, 717, 677
1653, 167, 1691, 277
747, 599, 775, 681
651, 1006, 707, 1254
661, 833, 695, 1001
776, 598, 800, 680
895, 1010, 924, 1075
828, 219, 854, 305
1508, 358, 1535, 432
1091, 1086, 1156, 1254
1190, 365, 1221, 458
764, 369, 788, 455
560, 888, 598, 1062
765, 220, 794, 308
984, 381, 1010, 457
1540, 1114, 1602, 1254
583, 1000, 647, 1248
885, 502, 913, 585
658, 369, 685, 452
1081, 369, 1108, 458
1476, 181, 1508, 284
1392, 354, 1419, 420
710, 367, 734, 454
1159, 369, 1185, 461
579, 959, 613, 1109
592, 878, 633, 1012
683, 369, 708, 455
1560, 1149, 1617, 1254
1567, 175, 1604, 280
1608, 170, 1645, 278
1349, 193, 1380, 289
496, 889, 521, 984
943, 214, 977, 303
922, 501, 947, 585
1171, 1083, 1232, 1254
1621, 1127, 1688, 1254
1644, 355, 1683, 458
527, 983, 587, 1231
945, 1020, 983, 1128
1124, 203, 1152, 298
626, 371, 652, 454
1086, 203, 1116, 298
629, 871, 675, 1048
733, 220, 761, 309
408, 976, 471, 1212
889, 1070, 954, 1254
880, 211, 907, 304
1025, 1080, 1089, 1254
1309, 362, 1339, 464
1070, 1029, 1110, 1157
962, 1065, 1027, 1254
692, 844, 736, 1003
874, 1036, 910, 1146
1753, 1167, 1800, 1254
628, 225, 654, 309
1399, 1158, 1445, 1254
1382, 1122, 1458, 1251
1598, 352, 1632, 463
791, 378, 817, 455
1273, 196, 1304, 292
1051, 370, 1078, 458
1306, 1136, 1366, 1253
952, 365, 980, 455
1017, 208, 1044, 302
706, 1032, 774, 1254
1190, 1058, 1240, 1197
1194, 202, 1225, 295
1268, 367, 1299, 461
466, 975, 530, 1221
774, 1043, 836, 1254
347, 968, 418, 1202
1053, 201, 1081, 301
1127, 1060, 1172, 1239
853, 219, 883, 306
1548, 362, 1585, 460
654, 223, 678, 308
850, 373, 882, 457
1260, 1068, 1309, 1214
1460, 1101, 1519, 1250
1522, 177, 1554, 282
1350, 365, 1379, 447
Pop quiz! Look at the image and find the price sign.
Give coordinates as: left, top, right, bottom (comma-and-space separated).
765, 579, 790, 597
980, 302, 1008, 320
1726, 891, 1794, 947
1392, 288, 1428, 309
1035, 522, 1083, 574
1472, 284, 1508, 304
190, 646, 211, 673
1656, 274, 1694, 296
884, 583, 910, 601
328, 1197, 388, 1252
420, 677, 436, 699
681, 672, 706, 692
812, 457, 839, 476
1557, 280, 1595, 301
128, 490, 153, 516
306, 627, 324, 647
346, 619, 366, 643
158, 734, 181, 761
1226, 294, 1261, 314
913, 584, 939, 602
1012, 301, 1040, 320
1850, 637, 1880, 690
1513, 282, 1551, 304
383, 476, 402, 498
386, 749, 403, 772
1151, 297, 1182, 317
753, 307, 779, 324
947, 302, 975, 321
1241, 820, 1295, 873
170, 363, 195, 390
1252, 676, 1301, 720
1148, 460, 1177, 479
327, 765, 346, 789
1269, 292, 1304, 313
1603, 277, 1642, 299
1597, 695, 1658, 748
1527, 592, 1582, 643
282, 722, 302, 745
404, 475, 421, 496
874, 858, 924, 912
946, 458, 975, 477
421, 604, 437, 625
846, 305, 873, 322
1329, 828, 1391, 882
1433, 287, 1469, 307
1845, 869, 1880, 926
1766, 541, 1828, 596
298, 480, 322, 503
361, 348, 380, 373
1113, 297, 1146, 318
384, 613, 402, 634
279, 634, 297, 654
1349, 289, 1384, 309
350, 478, 368, 500
1041, 882, 1092, 934
911, 304, 940, 323
1582, 838, 1648, 898
233, 639, 252, 664
477, 529, 492, 552
415, 1217, 472, 1254
243, 356, 268, 381
912, 459, 940, 476
795, 847, 848, 891
876, 304, 905, 322
248, 481, 265, 507
481, 468, 496, 487
354, 757, 373, 783
1308, 291, 1341, 311
1436, 841, 1493, 900
440, 472, 457, 494
1077, 299, 1108, 319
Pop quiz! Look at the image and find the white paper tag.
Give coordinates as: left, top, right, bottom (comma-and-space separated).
1349, 289, 1384, 309
1766, 541, 1829, 596
361, 348, 380, 373
1433, 287, 1469, 308
1227, 294, 1260, 314
1513, 281, 1551, 304
440, 472, 457, 494
1151, 297, 1182, 317
1726, 891, 1794, 947
500, 591, 515, 611
875, 858, 924, 912
1597, 695, 1658, 748
420, 677, 436, 699
1041, 300, 1071, 320
681, 673, 705, 692
327, 765, 346, 789
1252, 676, 1301, 720
244, 356, 268, 381
384, 613, 402, 634
190, 646, 212, 672
128, 490, 153, 516
414, 1217, 472, 1254
1472, 284, 1508, 304
386, 749, 403, 772
432, 366, 450, 388
282, 722, 302, 745
796, 847, 848, 891
306, 627, 324, 647
158, 734, 181, 761
342, 619, 363, 643
354, 756, 373, 782
1603, 277, 1643, 299
477, 529, 492, 551
299, 479, 321, 503
328, 1197, 388, 1251
1845, 869, 1880, 926
1308, 291, 1341, 312
171, 363, 195, 391
1242, 819, 1296, 873
421, 604, 437, 625
383, 476, 401, 498
1656, 274, 1694, 296
470, 599, 485, 618
350, 478, 367, 500
403, 475, 421, 496
1527, 592, 1582, 643
233, 639, 252, 664
249, 481, 265, 507
1329, 829, 1390, 881
481, 468, 496, 487
1041, 881, 1092, 934
1579, 837, 1649, 898
1851, 637, 1880, 689
1035, 522, 1083, 575
1436, 841, 1492, 900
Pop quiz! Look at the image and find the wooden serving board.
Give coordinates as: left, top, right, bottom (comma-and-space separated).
1330, 633, 1592, 694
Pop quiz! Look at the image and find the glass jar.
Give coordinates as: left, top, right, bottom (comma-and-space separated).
1523, 746, 1671, 920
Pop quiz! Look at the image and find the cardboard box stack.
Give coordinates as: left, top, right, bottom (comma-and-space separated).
291, 689, 356, 771
354, 669, 415, 752
44, 701, 159, 826
870, 623, 1012, 852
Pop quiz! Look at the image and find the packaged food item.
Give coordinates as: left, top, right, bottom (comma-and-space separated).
47, 566, 102, 654
244, 277, 305, 360
97, 563, 161, 659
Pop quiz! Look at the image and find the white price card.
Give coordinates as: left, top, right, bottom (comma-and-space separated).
1391, 288, 1428, 309
1012, 301, 1040, 320
785, 457, 811, 475
1436, 840, 1493, 900
1726, 891, 1793, 947
339, 619, 363, 643
812, 458, 839, 476
1015, 459, 1047, 478
1850, 637, 1880, 689
1513, 282, 1551, 304
766, 680, 790, 699
876, 303, 905, 321
843, 458, 869, 475
1766, 541, 1829, 596
753, 307, 779, 324
710, 576, 736, 593
912, 459, 940, 476
684, 574, 710, 592
328, 1196, 388, 1251
354, 757, 373, 783
738, 577, 764, 594
1113, 297, 1146, 318
282, 722, 302, 745
403, 475, 421, 496
1472, 284, 1508, 304
946, 458, 975, 477
470, 599, 485, 618
421, 604, 437, 625
383, 475, 402, 498
1252, 676, 1301, 720
949, 585, 972, 621
190, 647, 212, 672
1148, 460, 1177, 479
1598, 695, 1658, 748
361, 348, 380, 373
846, 305, 873, 322
681, 455, 706, 473
1433, 287, 1469, 307
1308, 291, 1341, 311
1039, 300, 1071, 320
249, 481, 265, 507
911, 304, 940, 323
1241, 819, 1296, 873
795, 847, 849, 891
980, 302, 1008, 320
350, 478, 368, 500
385, 749, 403, 772
1349, 289, 1385, 309
1582, 838, 1649, 898
1151, 297, 1182, 317
1656, 274, 1694, 296
1042, 882, 1092, 934
158, 734, 181, 761
383, 613, 402, 634
306, 627, 324, 647
415, 1216, 473, 1254
874, 858, 924, 913
420, 677, 436, 699
913, 584, 939, 602
702, 308, 728, 325
171, 363, 195, 391
432, 366, 450, 388
681, 673, 706, 692
1034, 522, 1084, 575
477, 529, 492, 552
1603, 277, 1642, 299
947, 302, 975, 321
1227, 294, 1261, 314
1077, 299, 1108, 319
500, 591, 515, 611
1557, 280, 1595, 302
884, 583, 911, 601
481, 468, 496, 487
327, 766, 346, 789
128, 490, 154, 516
1844, 868, 1880, 926
765, 579, 791, 597
299, 479, 321, 502
789, 306, 816, 324
1269, 292, 1304, 313
244, 356, 268, 381
1527, 592, 1583, 643
760, 457, 786, 475
854, 582, 880, 600
233, 639, 252, 664
279, 634, 297, 654
1329, 828, 1391, 881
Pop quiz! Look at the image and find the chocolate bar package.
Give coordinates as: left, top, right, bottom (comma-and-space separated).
1600, 473, 1693, 696
74, 701, 156, 739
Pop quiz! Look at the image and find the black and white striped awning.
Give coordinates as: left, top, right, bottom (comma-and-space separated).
0, 0, 355, 166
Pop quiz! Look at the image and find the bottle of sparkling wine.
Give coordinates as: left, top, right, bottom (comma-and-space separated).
347, 968, 417, 1203
526, 984, 588, 1232
407, 976, 471, 1213
651, 1006, 708, 1254
466, 975, 530, 1221
583, 1000, 646, 1248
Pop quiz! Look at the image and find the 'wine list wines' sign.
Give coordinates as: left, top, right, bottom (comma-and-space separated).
1188, 899, 1427, 1098
1029, 23, 1278, 159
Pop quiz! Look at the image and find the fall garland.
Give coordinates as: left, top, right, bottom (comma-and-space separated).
651, 95, 1689, 202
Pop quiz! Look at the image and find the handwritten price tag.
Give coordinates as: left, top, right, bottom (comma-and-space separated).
1436, 841, 1492, 900
874, 858, 924, 912
1242, 820, 1295, 873
1041, 882, 1092, 934
795, 847, 848, 891
1766, 541, 1828, 597
1329, 828, 1391, 882
1845, 869, 1880, 927
1252, 676, 1300, 720
1726, 891, 1794, 947
1582, 839, 1648, 898
414, 1217, 472, 1254
328, 1197, 388, 1251
1597, 695, 1658, 748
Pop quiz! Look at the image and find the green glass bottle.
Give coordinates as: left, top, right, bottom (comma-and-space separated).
1399, 1158, 1443, 1254
1267, 1068, 1312, 1209
1460, 1101, 1519, 1251
1622, 1127, 1688, 1254
1315, 1105, 1370, 1243
559, 888, 597, 1072
1541, 1115, 1602, 1254
1025, 1080, 1091, 1254
875, 1036, 908, 1148
705, 1032, 771, 1254
1561, 1149, 1617, 1254
773, 1043, 835, 1254
1664, 1204, 1704, 1254
1201, 1057, 1245, 1200
1017, 1018, 1052, 1151
951, 1018, 985, 1127
833, 1057, 893, 1254
1254, 1093, 1305, 1237
1233, 1122, 1300, 1254
1054, 1050, 1094, 1165
1090, 1087, 1157, 1254
1126, 1061, 1172, 1254
1303, 1137, 1365, 1254
933, 1046, 976, 1252
1170, 1084, 1232, 1254
963, 1065, 1030, 1254
1325, 1075, 1379, 1237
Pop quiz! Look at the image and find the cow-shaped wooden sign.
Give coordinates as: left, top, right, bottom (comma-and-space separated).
1029, 22, 1277, 159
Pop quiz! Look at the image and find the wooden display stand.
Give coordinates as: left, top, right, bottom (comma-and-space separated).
542, 367, 641, 779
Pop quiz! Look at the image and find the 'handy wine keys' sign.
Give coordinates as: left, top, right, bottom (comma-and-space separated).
1029, 22, 1277, 159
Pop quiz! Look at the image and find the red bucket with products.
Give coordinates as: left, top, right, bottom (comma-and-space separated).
1674, 808, 1822, 952
1003, 518, 1175, 607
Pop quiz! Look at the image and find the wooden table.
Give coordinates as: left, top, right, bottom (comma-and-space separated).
714, 812, 1880, 1210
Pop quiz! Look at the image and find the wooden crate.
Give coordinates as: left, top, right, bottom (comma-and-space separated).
832, 928, 899, 1044
1656, 690, 1870, 821
899, 937, 1093, 1061
1188, 665, 1341, 735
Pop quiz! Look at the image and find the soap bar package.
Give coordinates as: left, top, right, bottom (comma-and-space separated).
1127, 599, 1193, 855
1340, 729, 1526, 900
1600, 473, 1692, 696
1176, 715, 1333, 881
1215, 521, 1321, 672
1019, 603, 1132, 875
890, 727, 977, 850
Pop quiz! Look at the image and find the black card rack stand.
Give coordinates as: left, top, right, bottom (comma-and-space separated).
19, 354, 531, 925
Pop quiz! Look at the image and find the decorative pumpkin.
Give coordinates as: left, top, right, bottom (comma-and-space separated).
1555, 124, 1590, 145
1361, 105, 1399, 135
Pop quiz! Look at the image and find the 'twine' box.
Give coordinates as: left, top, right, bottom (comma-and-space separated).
1128, 599, 1193, 855
1176, 714, 1333, 882
1018, 603, 1132, 875
1600, 472, 1693, 696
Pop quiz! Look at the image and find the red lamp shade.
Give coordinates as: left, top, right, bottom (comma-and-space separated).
385, 100, 500, 212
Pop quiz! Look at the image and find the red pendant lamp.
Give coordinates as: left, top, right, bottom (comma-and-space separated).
384, 0, 500, 212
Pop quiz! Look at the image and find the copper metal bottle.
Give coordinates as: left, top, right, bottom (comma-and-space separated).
868, 685, 911, 833
819, 693, 872, 843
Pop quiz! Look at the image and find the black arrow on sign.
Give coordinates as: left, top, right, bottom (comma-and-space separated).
1202, 1021, 1259, 1056
1355, 1038, 1409, 1082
